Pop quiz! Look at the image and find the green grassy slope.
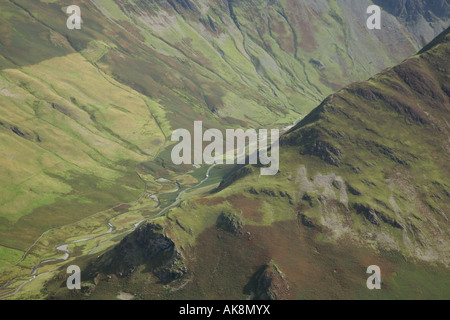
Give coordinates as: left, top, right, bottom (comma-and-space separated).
0, 51, 166, 249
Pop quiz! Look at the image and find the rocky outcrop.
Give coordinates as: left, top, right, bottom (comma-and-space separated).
94, 223, 186, 283
375, 0, 449, 22
216, 210, 244, 236
374, 0, 449, 46
152, 250, 187, 284
0, 120, 41, 143
253, 262, 290, 300
299, 213, 316, 229
304, 140, 342, 167
354, 203, 404, 230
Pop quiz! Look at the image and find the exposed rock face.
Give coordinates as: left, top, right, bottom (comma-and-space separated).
374, 0, 449, 45
354, 203, 404, 229
152, 250, 187, 284
374, 0, 449, 22
299, 213, 316, 229
304, 140, 342, 167
216, 210, 244, 236
95, 223, 186, 283
253, 262, 290, 300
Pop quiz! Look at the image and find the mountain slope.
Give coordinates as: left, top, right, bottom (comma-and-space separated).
2, 0, 449, 127
67, 27, 450, 300
0, 1, 449, 299
1, 0, 448, 250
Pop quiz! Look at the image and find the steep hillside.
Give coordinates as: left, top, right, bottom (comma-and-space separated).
2, 0, 448, 128
65, 27, 450, 300
1, 0, 448, 250
0, 1, 448, 299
